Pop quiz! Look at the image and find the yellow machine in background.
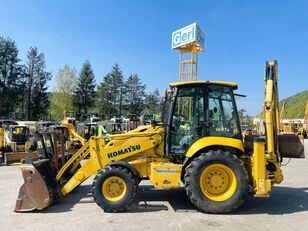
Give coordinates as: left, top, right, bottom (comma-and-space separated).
0, 125, 37, 165
280, 101, 290, 132
14, 60, 304, 214
61, 111, 86, 146
279, 101, 296, 133
279, 101, 306, 135
299, 101, 308, 138
0, 127, 4, 150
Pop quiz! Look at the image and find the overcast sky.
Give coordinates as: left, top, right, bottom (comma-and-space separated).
1, 0, 307, 115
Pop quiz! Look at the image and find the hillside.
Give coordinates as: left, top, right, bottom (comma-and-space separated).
281, 90, 308, 119
256, 90, 308, 118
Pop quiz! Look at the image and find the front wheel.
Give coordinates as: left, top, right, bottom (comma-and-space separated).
92, 165, 138, 212
184, 150, 248, 213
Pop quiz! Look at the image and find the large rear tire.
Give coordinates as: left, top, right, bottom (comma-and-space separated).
92, 165, 138, 212
184, 150, 248, 213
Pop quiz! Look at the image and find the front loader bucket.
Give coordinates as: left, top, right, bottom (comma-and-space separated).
15, 159, 60, 212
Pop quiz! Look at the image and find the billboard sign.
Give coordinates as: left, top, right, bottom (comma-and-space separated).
171, 23, 205, 50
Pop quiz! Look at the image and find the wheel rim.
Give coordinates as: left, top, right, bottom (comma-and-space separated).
102, 176, 127, 202
199, 163, 237, 202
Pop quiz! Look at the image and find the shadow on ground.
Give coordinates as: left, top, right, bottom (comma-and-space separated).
40, 184, 308, 215
238, 186, 308, 215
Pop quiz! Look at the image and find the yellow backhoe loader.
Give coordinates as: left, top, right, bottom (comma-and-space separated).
14, 61, 304, 213
0, 125, 37, 165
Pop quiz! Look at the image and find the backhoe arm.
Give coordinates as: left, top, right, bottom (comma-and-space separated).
264, 60, 281, 160
252, 61, 283, 197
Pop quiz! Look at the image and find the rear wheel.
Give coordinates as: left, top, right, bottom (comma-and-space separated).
184, 150, 248, 213
92, 165, 138, 212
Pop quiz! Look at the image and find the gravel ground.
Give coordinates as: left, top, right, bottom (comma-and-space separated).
0, 140, 307, 231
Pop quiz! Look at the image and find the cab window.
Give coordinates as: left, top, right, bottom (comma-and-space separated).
208, 85, 240, 138
170, 87, 205, 154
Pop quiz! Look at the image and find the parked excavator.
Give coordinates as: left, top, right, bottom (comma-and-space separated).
14, 61, 304, 213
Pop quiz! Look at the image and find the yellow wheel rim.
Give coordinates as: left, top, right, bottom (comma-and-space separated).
199, 164, 237, 202
102, 176, 127, 202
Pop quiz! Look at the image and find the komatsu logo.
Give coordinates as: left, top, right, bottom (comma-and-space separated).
107, 145, 141, 158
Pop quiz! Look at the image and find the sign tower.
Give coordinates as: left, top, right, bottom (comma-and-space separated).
172, 23, 205, 81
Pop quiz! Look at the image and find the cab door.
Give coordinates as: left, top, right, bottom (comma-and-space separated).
168, 86, 206, 155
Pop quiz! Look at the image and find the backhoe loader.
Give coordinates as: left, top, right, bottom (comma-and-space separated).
14, 61, 304, 213
1, 125, 38, 165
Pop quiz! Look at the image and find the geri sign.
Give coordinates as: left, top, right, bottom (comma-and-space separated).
171, 23, 205, 50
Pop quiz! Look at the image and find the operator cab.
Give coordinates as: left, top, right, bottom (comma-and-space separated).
165, 81, 241, 155
9, 125, 30, 144
63, 111, 77, 126
77, 123, 98, 140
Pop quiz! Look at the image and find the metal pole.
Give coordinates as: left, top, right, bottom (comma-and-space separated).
60, 130, 65, 166
52, 131, 59, 171
179, 51, 182, 81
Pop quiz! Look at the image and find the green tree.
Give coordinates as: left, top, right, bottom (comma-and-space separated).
96, 64, 124, 118
143, 88, 161, 115
0, 37, 25, 117
95, 73, 114, 119
25, 47, 51, 120
74, 60, 96, 115
110, 63, 124, 116
50, 65, 77, 120
123, 74, 146, 115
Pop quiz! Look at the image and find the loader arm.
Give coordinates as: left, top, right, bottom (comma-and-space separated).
69, 128, 86, 145
14, 125, 164, 211
57, 126, 164, 195
58, 134, 161, 195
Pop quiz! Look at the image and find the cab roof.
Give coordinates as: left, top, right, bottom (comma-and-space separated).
169, 80, 238, 89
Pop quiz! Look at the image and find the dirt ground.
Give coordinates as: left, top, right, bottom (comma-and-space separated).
0, 140, 307, 231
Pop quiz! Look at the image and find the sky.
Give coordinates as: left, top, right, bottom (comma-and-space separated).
0, 0, 307, 115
